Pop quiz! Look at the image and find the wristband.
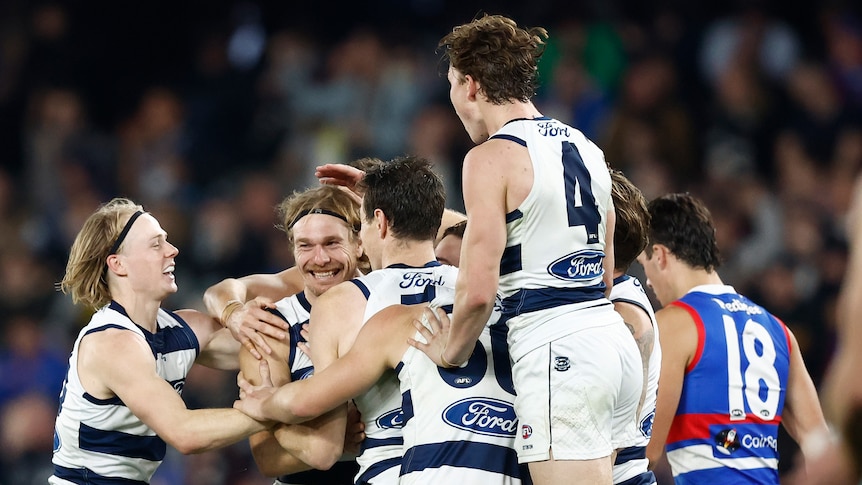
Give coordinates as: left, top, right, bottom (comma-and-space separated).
220, 300, 244, 327
440, 351, 460, 369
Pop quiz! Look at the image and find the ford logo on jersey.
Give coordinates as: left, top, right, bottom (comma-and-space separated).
375, 408, 404, 429
547, 250, 604, 281
400, 272, 443, 288
443, 398, 517, 438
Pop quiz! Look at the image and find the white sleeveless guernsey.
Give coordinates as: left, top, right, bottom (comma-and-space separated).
490, 117, 615, 361
399, 287, 523, 484
51, 301, 198, 485
348, 262, 458, 485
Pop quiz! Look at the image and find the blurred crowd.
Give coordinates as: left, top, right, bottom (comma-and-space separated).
0, 1, 860, 484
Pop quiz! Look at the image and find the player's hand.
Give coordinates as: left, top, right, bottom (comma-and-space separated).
296, 323, 311, 356
225, 297, 288, 359
234, 360, 277, 421
343, 400, 366, 456
408, 306, 456, 368
315, 164, 365, 205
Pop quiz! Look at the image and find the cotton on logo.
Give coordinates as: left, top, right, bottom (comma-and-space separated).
522, 424, 533, 439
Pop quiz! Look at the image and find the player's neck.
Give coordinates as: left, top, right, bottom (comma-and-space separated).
482, 100, 542, 136
381, 238, 437, 269
676, 268, 724, 299
112, 289, 161, 332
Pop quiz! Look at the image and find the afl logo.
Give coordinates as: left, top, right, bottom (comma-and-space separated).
375, 408, 404, 429
522, 424, 533, 439
547, 250, 604, 282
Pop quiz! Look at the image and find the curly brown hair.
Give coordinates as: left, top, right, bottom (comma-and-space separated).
439, 14, 548, 105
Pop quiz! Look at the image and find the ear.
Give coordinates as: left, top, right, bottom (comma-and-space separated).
374, 208, 388, 240
653, 244, 671, 269
105, 254, 127, 277
353, 236, 364, 258
465, 74, 480, 101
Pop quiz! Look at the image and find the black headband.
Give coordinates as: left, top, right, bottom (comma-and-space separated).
288, 208, 358, 231
109, 210, 144, 255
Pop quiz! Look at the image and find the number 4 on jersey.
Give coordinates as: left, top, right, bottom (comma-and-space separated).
561, 142, 601, 244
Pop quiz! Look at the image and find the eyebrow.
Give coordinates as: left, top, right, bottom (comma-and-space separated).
296, 235, 343, 244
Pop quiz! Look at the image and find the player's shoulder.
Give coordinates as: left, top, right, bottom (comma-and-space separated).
315, 278, 367, 309
655, 302, 697, 328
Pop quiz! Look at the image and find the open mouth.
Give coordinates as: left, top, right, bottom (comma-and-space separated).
311, 269, 340, 279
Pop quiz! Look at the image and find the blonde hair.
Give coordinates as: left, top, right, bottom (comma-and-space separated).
60, 198, 144, 309
275, 185, 369, 273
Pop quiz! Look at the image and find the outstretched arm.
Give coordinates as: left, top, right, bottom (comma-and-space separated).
235, 305, 409, 424
79, 328, 268, 455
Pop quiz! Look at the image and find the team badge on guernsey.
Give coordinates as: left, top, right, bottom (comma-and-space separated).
554, 356, 571, 371
547, 249, 604, 281
522, 424, 533, 439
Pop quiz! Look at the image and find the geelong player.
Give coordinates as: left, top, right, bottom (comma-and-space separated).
608, 170, 660, 485
423, 14, 643, 485
204, 184, 366, 484
236, 155, 457, 485
51, 198, 269, 485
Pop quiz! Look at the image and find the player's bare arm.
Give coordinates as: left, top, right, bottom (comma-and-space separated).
178, 309, 241, 370
240, 329, 342, 474
780, 327, 829, 459
445, 142, 510, 366
614, 301, 655, 415
203, 276, 292, 358
646, 305, 697, 467
79, 327, 268, 455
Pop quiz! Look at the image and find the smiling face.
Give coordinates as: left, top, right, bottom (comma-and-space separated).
112, 213, 179, 301
292, 213, 362, 297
